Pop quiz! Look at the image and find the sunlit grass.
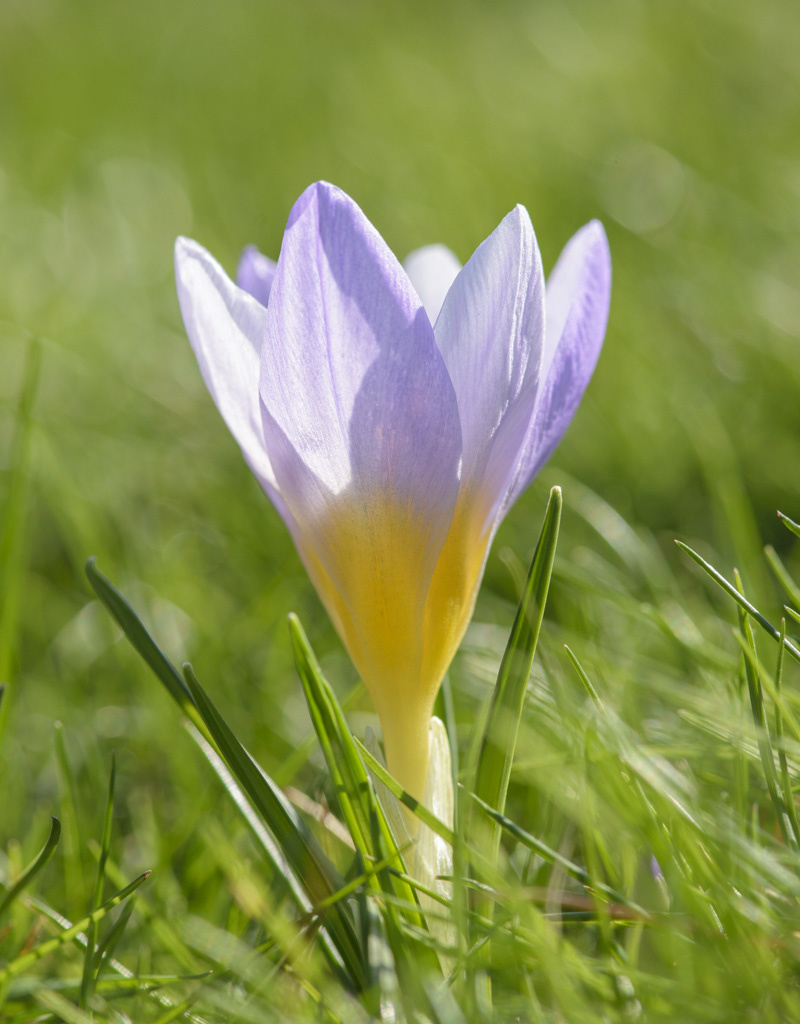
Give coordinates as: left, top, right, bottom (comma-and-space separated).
2, 0, 800, 1020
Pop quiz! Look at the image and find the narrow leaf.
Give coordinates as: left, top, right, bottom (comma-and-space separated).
0, 871, 150, 982
778, 511, 800, 540
85, 558, 195, 713
181, 662, 365, 988
676, 541, 800, 665
474, 485, 562, 843
0, 817, 61, 922
774, 618, 800, 847
81, 755, 116, 1008
0, 340, 40, 747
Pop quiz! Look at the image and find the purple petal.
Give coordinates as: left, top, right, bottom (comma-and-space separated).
507, 220, 611, 505
236, 245, 276, 307
174, 237, 286, 513
259, 182, 462, 716
433, 205, 545, 531
403, 244, 462, 325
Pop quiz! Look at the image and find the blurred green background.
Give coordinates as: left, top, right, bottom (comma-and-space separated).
1, 0, 799, 926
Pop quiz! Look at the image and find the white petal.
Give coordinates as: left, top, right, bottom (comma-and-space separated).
403, 244, 462, 325
414, 717, 456, 966
174, 236, 280, 498
434, 205, 545, 530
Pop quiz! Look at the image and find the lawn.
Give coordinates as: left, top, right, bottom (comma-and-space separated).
2, 0, 800, 1020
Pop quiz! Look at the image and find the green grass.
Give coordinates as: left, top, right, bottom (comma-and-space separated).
2, 0, 800, 1019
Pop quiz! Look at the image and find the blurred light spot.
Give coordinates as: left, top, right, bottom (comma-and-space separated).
52, 599, 121, 673
755, 273, 800, 337
600, 142, 686, 234
101, 157, 192, 283
95, 704, 129, 738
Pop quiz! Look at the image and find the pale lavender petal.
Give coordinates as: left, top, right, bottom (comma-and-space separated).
403, 244, 462, 325
433, 205, 545, 530
174, 236, 291, 525
259, 181, 462, 596
507, 220, 611, 505
236, 245, 276, 307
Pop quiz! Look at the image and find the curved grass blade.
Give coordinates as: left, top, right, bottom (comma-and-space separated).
86, 559, 363, 987
0, 871, 150, 983
473, 485, 561, 854
676, 541, 800, 665
0, 816, 61, 922
181, 662, 365, 989
85, 558, 195, 714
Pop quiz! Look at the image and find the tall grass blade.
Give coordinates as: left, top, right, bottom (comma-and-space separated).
473, 485, 561, 850
88, 559, 364, 987
85, 558, 195, 713
80, 754, 116, 1008
0, 341, 40, 747
180, 662, 365, 988
288, 616, 417, 903
773, 619, 800, 847
764, 545, 800, 610
733, 570, 794, 849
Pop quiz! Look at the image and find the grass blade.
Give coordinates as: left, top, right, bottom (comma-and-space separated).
773, 619, 800, 847
180, 662, 365, 989
764, 545, 800, 611
288, 614, 420, 918
733, 570, 794, 849
778, 511, 800, 540
473, 485, 561, 846
88, 559, 364, 987
0, 817, 61, 922
85, 558, 195, 714
356, 740, 456, 847
676, 541, 800, 665
467, 792, 647, 916
0, 341, 40, 748
80, 754, 116, 1008
0, 871, 150, 983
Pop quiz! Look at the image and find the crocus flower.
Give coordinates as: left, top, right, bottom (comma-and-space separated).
174, 181, 610, 805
